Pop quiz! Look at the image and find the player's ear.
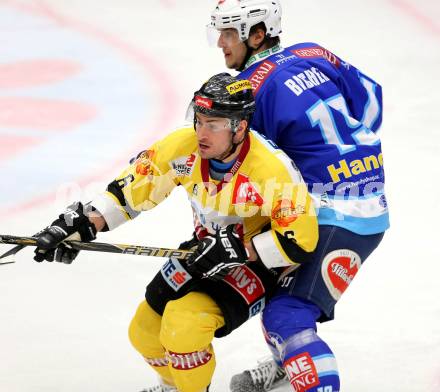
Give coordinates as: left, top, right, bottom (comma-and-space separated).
248, 27, 266, 49
234, 119, 248, 138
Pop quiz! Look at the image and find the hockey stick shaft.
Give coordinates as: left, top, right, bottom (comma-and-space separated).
0, 228, 48, 263
0, 234, 194, 261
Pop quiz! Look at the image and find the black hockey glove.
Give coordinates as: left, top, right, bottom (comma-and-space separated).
34, 202, 97, 264
186, 225, 248, 281
178, 232, 199, 251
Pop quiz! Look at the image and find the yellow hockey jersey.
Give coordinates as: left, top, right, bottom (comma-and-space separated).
92, 126, 318, 268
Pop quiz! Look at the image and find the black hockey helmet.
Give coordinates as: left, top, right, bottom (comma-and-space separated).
190, 73, 255, 127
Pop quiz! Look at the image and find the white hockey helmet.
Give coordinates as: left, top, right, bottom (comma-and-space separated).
210, 0, 282, 42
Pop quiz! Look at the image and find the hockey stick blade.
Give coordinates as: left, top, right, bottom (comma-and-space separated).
0, 243, 28, 266
0, 256, 16, 265
0, 244, 25, 260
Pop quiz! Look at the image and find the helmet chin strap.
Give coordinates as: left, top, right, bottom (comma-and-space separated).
215, 129, 247, 162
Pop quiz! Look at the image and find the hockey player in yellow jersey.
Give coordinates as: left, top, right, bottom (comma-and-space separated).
32, 73, 318, 392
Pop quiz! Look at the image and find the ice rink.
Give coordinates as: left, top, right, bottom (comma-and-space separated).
1, 0, 439, 391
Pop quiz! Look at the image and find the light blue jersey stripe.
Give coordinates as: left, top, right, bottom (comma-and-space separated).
318, 371, 340, 378
318, 208, 389, 234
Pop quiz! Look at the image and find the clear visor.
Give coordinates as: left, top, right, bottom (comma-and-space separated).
206, 25, 242, 48
186, 103, 233, 133
195, 116, 232, 133
185, 101, 195, 123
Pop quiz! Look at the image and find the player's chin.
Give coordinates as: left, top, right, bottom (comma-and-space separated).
223, 54, 234, 67
225, 57, 236, 69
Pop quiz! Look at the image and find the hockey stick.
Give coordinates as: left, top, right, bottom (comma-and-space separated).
0, 228, 48, 265
0, 234, 194, 265
0, 245, 25, 264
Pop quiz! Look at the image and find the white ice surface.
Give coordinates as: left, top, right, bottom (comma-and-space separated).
0, 1, 439, 391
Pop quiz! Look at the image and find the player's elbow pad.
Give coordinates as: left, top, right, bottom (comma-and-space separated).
106, 180, 140, 220
275, 231, 315, 264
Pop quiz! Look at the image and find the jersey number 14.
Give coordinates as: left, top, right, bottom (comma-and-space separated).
306, 77, 381, 155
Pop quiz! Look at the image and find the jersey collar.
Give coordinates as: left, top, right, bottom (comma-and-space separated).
245, 44, 283, 69
201, 134, 251, 196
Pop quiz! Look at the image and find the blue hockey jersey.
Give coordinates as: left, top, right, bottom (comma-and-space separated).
239, 42, 389, 235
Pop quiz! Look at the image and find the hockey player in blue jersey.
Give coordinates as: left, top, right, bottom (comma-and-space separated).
207, 1, 390, 391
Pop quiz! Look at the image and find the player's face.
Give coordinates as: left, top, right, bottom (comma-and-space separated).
195, 113, 234, 159
217, 28, 247, 70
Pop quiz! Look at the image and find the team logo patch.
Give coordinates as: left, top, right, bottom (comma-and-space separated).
232, 173, 264, 206
284, 352, 320, 391
248, 60, 277, 94
134, 149, 154, 175
161, 258, 192, 291
170, 154, 196, 177
226, 80, 252, 95
321, 249, 362, 300
224, 265, 265, 305
271, 199, 305, 227
292, 46, 341, 68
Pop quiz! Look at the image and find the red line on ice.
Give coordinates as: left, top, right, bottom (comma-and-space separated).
389, 0, 440, 38
0, 0, 179, 218
0, 60, 82, 89
0, 97, 97, 131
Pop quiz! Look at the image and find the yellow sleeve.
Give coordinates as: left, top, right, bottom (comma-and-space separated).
91, 127, 194, 230
252, 152, 319, 268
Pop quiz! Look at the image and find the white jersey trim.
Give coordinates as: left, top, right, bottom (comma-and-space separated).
313, 354, 339, 376
311, 192, 387, 218
91, 193, 129, 231
252, 230, 292, 268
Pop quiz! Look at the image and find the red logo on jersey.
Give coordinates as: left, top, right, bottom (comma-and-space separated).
224, 265, 265, 304
321, 249, 362, 300
271, 199, 304, 227
195, 96, 213, 109
284, 352, 320, 391
248, 60, 277, 94
292, 46, 341, 68
232, 173, 264, 206
172, 271, 189, 285
186, 154, 196, 167
135, 149, 154, 175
